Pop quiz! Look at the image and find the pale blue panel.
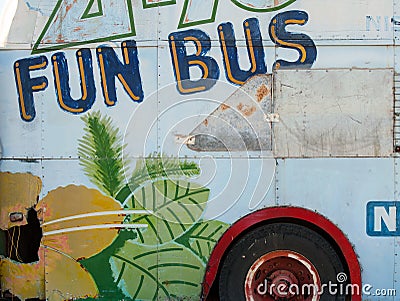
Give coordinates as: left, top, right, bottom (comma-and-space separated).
0, 50, 42, 158
202, 158, 276, 223
276, 158, 395, 300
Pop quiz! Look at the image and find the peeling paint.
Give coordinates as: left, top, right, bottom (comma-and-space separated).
256, 84, 270, 102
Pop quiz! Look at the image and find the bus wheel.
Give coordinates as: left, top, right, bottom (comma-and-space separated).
218, 223, 349, 301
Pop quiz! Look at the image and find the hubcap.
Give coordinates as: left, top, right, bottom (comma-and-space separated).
245, 250, 321, 301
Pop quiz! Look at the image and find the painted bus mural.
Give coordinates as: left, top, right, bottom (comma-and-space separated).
0, 0, 399, 300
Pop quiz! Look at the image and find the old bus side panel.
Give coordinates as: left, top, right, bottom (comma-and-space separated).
0, 0, 397, 300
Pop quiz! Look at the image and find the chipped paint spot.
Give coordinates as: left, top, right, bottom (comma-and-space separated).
237, 103, 256, 116
25, 1, 45, 16
220, 103, 230, 111
66, 4, 73, 13
256, 84, 270, 102
56, 34, 65, 43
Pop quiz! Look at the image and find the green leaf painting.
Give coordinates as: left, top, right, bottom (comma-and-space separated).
128, 153, 200, 192
110, 241, 204, 300
125, 179, 209, 245
176, 220, 229, 264
77, 112, 230, 300
78, 111, 128, 197
79, 230, 138, 301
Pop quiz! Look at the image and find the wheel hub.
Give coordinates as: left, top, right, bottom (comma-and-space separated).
245, 250, 321, 301
269, 270, 298, 298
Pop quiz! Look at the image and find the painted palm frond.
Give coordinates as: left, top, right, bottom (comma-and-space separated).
129, 153, 200, 190
78, 111, 128, 197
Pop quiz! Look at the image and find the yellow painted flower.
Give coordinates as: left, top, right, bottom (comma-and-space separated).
37, 185, 125, 260
0, 172, 125, 300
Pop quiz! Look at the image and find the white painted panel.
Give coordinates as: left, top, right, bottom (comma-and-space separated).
273, 69, 393, 157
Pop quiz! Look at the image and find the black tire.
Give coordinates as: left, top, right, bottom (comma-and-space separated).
218, 223, 349, 301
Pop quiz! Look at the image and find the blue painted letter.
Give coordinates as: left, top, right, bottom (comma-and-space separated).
218, 18, 266, 85
97, 40, 144, 106
169, 29, 220, 94
14, 56, 48, 122
51, 49, 96, 114
269, 10, 317, 69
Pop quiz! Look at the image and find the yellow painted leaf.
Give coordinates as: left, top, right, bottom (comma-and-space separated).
0, 172, 42, 229
37, 185, 125, 260
44, 247, 98, 300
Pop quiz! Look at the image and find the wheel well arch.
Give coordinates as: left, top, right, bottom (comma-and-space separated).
202, 206, 361, 301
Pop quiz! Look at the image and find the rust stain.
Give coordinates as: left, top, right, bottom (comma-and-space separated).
73, 27, 82, 32
220, 103, 230, 111
65, 0, 77, 14
56, 34, 65, 43
65, 4, 73, 13
203, 119, 208, 126
237, 103, 256, 117
256, 84, 270, 102
245, 2, 256, 8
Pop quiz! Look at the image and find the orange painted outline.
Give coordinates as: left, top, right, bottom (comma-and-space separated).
77, 53, 88, 101
15, 66, 33, 120
53, 57, 84, 113
117, 74, 140, 101
244, 22, 257, 73
170, 36, 206, 94
122, 42, 130, 65
285, 19, 306, 25
189, 60, 209, 79
218, 28, 244, 85
29, 61, 47, 70
184, 36, 202, 56
97, 50, 115, 106
32, 82, 47, 91
270, 19, 307, 63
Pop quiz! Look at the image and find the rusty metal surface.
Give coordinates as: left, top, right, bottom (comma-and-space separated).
188, 74, 272, 152
273, 69, 394, 158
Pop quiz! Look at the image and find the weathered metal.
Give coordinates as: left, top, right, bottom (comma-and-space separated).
0, 0, 397, 300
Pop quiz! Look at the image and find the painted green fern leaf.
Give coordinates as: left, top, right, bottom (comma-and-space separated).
116, 153, 201, 205
78, 111, 127, 197
129, 153, 200, 191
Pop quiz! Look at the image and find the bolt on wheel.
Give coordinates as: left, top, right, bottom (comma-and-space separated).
245, 250, 321, 301
219, 223, 349, 301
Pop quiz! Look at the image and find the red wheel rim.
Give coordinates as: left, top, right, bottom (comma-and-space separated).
245, 250, 321, 301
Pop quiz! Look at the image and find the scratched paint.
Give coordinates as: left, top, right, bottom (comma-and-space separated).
187, 74, 272, 152
273, 69, 393, 157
